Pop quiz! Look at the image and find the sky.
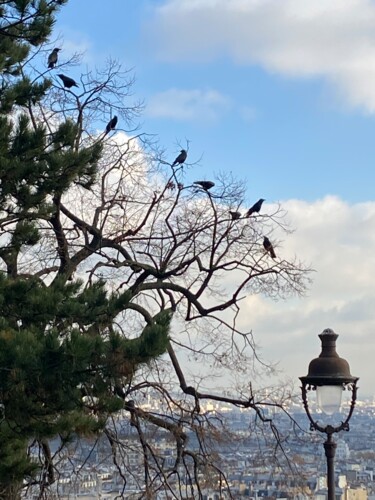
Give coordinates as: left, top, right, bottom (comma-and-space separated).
53, 0, 375, 398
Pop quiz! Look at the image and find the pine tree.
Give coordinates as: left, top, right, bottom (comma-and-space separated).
0, 1, 172, 496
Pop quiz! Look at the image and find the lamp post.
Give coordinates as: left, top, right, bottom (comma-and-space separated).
299, 329, 358, 500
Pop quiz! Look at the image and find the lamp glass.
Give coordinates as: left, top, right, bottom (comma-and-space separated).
316, 385, 343, 415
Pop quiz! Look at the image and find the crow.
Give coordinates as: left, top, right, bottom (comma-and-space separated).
48, 48, 60, 69
172, 149, 187, 167
246, 198, 265, 217
194, 181, 215, 191
105, 115, 118, 134
263, 236, 276, 259
57, 74, 78, 88
229, 211, 241, 220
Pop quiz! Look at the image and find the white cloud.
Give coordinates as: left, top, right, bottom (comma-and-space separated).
146, 88, 231, 122
239, 105, 257, 122
146, 0, 375, 112
233, 196, 375, 397
53, 27, 95, 65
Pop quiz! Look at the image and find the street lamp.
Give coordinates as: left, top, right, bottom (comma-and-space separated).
299, 328, 358, 500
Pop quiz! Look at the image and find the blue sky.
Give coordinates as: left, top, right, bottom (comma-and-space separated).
54, 0, 375, 204
53, 1, 375, 397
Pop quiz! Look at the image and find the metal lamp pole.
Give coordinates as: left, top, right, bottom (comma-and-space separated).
324, 432, 337, 499
300, 329, 358, 500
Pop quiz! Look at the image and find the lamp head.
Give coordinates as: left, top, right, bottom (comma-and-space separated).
300, 328, 358, 388
300, 329, 358, 417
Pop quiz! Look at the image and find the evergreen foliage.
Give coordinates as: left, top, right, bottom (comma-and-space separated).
0, 0, 172, 491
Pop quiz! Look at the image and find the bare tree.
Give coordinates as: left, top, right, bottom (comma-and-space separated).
1, 27, 312, 498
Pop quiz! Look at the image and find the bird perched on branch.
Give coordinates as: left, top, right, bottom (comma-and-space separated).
172, 149, 187, 167
229, 211, 241, 220
263, 236, 276, 259
194, 181, 215, 191
246, 198, 265, 217
48, 48, 60, 69
57, 74, 78, 89
105, 116, 118, 134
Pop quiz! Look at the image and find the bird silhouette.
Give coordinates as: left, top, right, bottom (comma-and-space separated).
246, 198, 265, 217
105, 116, 118, 134
194, 181, 215, 191
48, 48, 60, 69
229, 211, 241, 220
172, 149, 187, 167
57, 74, 78, 89
263, 236, 276, 259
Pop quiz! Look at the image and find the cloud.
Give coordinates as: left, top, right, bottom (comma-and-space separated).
53, 26, 95, 65
180, 195, 375, 397
239, 105, 257, 122
232, 196, 375, 396
146, 0, 375, 112
146, 88, 231, 122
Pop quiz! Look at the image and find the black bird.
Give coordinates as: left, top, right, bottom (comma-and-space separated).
246, 198, 265, 217
105, 115, 118, 134
229, 211, 241, 220
194, 181, 215, 191
172, 149, 187, 167
57, 74, 79, 89
48, 48, 60, 69
263, 236, 276, 259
